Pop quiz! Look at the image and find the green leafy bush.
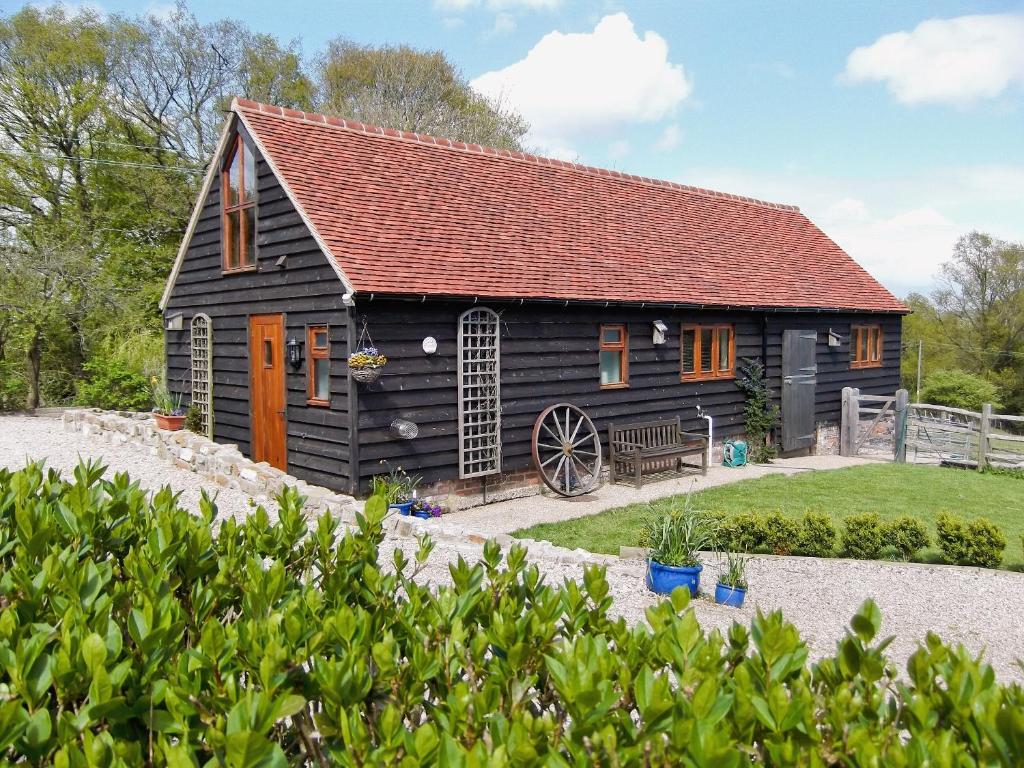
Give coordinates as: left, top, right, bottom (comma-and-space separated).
842, 513, 884, 560
1, 462, 1023, 764
796, 511, 837, 557
75, 356, 152, 411
936, 512, 1007, 568
735, 357, 780, 463
759, 511, 801, 556
883, 516, 931, 561
921, 368, 1002, 411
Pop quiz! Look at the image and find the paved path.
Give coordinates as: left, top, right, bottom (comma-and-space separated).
448, 454, 879, 535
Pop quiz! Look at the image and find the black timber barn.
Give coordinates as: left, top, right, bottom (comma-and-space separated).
161, 98, 907, 501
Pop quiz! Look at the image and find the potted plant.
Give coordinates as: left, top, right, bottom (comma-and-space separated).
715, 552, 749, 608
348, 346, 387, 384
410, 498, 442, 520
641, 501, 717, 597
373, 463, 421, 515
151, 379, 185, 431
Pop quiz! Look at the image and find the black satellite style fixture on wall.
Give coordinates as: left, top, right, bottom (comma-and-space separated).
286, 336, 303, 369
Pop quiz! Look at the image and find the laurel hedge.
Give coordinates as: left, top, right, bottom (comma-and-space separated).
1, 461, 1023, 766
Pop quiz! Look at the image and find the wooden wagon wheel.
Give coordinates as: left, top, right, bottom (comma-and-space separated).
531, 403, 603, 497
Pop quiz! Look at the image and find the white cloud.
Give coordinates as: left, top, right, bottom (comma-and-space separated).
471, 13, 691, 156
654, 123, 682, 152
843, 14, 1024, 106
434, 0, 477, 10
677, 166, 1024, 297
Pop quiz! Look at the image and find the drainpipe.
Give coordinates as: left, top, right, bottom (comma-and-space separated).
696, 405, 713, 451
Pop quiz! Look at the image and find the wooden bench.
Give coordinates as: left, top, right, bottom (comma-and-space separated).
608, 417, 708, 489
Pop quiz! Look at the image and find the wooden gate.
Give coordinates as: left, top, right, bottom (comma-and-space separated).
781, 330, 817, 453
840, 388, 909, 460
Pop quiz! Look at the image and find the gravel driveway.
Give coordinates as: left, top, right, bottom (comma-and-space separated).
3, 414, 1023, 683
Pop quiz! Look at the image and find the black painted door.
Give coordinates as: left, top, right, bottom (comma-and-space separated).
782, 330, 817, 453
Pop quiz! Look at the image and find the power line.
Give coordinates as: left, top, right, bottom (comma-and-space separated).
903, 338, 1024, 361
0, 148, 204, 175
2, 129, 197, 159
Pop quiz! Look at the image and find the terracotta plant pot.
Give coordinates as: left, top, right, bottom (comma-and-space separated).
154, 413, 186, 431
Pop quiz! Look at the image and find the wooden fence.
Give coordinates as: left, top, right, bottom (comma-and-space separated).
840, 387, 1024, 469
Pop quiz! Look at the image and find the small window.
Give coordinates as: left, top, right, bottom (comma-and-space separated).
307, 325, 330, 405
850, 324, 883, 369
599, 324, 628, 388
681, 324, 734, 380
222, 135, 257, 272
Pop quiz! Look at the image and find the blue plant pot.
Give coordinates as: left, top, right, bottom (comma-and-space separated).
412, 510, 432, 520
645, 559, 702, 597
714, 582, 747, 608
389, 501, 413, 516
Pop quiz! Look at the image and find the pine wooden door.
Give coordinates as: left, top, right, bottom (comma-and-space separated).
248, 314, 287, 470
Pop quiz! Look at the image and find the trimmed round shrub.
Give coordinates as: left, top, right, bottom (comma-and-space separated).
883, 516, 930, 561
796, 511, 837, 558
936, 512, 1006, 568
716, 512, 763, 553
842, 513, 884, 560
760, 512, 800, 556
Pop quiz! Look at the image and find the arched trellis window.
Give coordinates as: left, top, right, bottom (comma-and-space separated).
457, 307, 501, 479
190, 313, 214, 437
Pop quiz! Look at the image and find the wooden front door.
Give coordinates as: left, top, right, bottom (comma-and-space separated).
248, 314, 287, 470
781, 329, 817, 454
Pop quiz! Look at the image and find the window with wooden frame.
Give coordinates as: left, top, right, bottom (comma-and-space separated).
221, 135, 257, 272
307, 325, 330, 405
681, 324, 735, 380
599, 324, 628, 388
850, 324, 883, 369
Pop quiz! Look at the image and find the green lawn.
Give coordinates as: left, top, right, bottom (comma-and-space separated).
514, 464, 1024, 568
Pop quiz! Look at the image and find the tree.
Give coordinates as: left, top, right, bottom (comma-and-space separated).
316, 40, 528, 149
927, 232, 1024, 411
241, 34, 315, 110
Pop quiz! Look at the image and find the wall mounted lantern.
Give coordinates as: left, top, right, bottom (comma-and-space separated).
286, 336, 303, 369
652, 320, 668, 345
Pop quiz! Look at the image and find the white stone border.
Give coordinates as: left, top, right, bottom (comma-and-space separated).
61, 409, 356, 520
60, 409, 616, 568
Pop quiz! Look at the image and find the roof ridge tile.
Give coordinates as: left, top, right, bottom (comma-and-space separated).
231, 96, 801, 212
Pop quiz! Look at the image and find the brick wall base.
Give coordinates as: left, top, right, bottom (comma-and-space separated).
422, 469, 542, 510
814, 421, 840, 455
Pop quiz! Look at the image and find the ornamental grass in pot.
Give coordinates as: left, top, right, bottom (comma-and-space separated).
642, 501, 717, 597
715, 552, 749, 608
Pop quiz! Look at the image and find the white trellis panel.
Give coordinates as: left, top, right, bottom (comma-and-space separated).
457, 308, 501, 479
190, 313, 214, 438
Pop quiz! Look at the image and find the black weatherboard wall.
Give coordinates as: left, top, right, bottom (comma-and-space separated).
163, 121, 352, 490
353, 299, 902, 492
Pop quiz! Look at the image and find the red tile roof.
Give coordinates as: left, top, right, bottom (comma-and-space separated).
233, 98, 907, 313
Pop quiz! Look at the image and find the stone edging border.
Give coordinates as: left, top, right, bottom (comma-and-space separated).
61, 409, 357, 521
58, 409, 609, 568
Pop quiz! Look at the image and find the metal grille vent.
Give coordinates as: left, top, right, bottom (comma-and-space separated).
457, 307, 501, 479
190, 313, 214, 438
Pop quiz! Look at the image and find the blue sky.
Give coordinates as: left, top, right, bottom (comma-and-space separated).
13, 0, 1024, 297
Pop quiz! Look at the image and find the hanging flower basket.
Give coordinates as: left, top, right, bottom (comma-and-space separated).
348, 330, 387, 384
350, 365, 383, 384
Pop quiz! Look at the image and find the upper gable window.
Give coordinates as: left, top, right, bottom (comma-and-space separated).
222, 135, 257, 272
